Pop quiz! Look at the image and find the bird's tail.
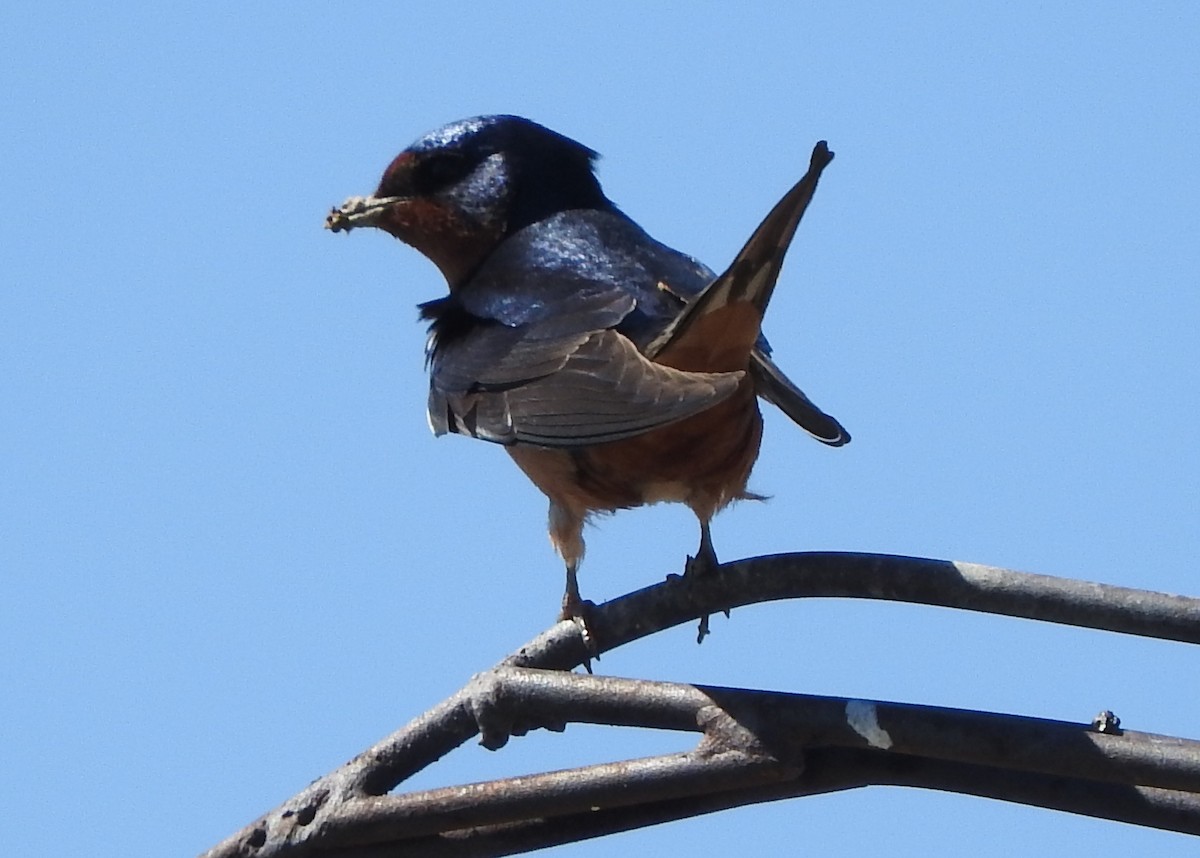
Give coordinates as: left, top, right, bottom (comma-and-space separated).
645, 141, 835, 372
750, 348, 849, 445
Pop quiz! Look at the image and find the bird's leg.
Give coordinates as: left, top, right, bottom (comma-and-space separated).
684, 519, 727, 643
558, 561, 598, 664
549, 500, 589, 619
559, 561, 585, 621
685, 519, 720, 578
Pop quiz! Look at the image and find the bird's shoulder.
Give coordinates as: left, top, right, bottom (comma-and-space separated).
431, 210, 714, 344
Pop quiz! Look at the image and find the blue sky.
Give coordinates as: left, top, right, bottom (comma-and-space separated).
3, 4, 1199, 856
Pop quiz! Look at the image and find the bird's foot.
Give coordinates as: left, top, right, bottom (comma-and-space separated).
685, 548, 719, 579
559, 577, 599, 671
684, 520, 720, 579
683, 522, 727, 643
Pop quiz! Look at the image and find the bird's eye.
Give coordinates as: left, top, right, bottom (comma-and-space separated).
413, 153, 471, 194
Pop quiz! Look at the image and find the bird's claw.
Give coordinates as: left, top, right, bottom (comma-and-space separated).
558, 593, 600, 671
685, 550, 719, 579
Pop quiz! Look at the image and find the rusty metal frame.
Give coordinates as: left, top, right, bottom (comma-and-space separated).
200, 552, 1200, 858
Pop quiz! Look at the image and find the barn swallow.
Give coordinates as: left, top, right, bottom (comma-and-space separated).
326, 115, 848, 625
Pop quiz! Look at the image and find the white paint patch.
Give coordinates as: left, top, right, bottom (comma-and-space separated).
845, 699, 893, 749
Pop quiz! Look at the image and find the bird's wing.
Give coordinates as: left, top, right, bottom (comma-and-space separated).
645, 141, 835, 365
425, 268, 742, 447
641, 140, 849, 444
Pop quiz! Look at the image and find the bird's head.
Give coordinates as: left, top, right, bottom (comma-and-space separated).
326, 115, 611, 287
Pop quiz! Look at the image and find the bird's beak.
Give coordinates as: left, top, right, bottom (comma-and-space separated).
324, 194, 406, 233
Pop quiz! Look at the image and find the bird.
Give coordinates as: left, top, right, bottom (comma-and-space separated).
325, 115, 848, 624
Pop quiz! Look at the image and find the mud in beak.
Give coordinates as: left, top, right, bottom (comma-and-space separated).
324, 194, 406, 233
